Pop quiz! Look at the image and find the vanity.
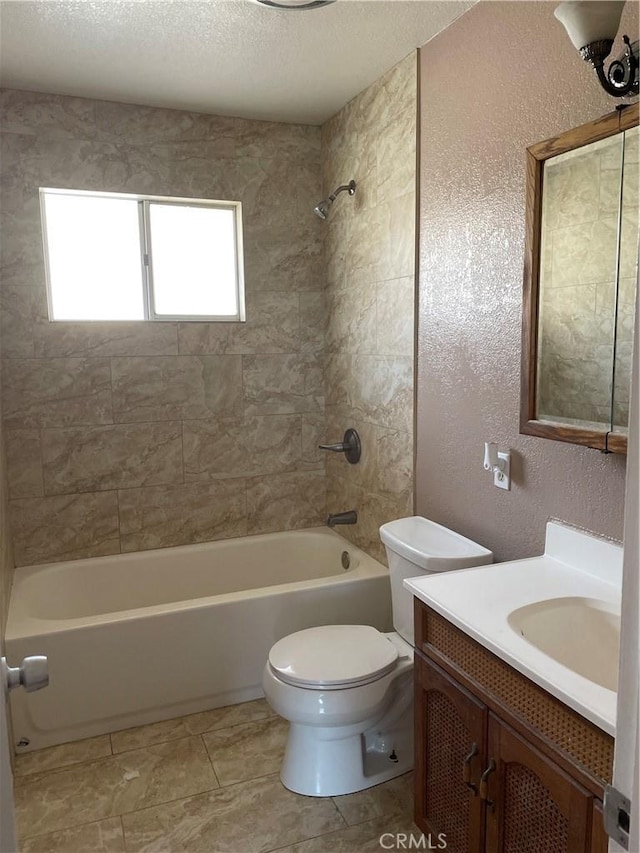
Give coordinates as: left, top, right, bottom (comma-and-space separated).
405, 521, 622, 853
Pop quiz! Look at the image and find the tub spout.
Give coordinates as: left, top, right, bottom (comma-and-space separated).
327, 510, 357, 527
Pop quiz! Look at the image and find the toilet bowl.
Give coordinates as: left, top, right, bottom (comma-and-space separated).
263, 516, 493, 797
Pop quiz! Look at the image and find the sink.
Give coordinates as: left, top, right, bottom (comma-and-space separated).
507, 596, 620, 692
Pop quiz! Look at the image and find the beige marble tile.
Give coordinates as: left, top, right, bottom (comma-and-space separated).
20, 817, 125, 853
373, 427, 413, 503
167, 146, 238, 200
111, 355, 243, 422
20, 138, 131, 195
178, 293, 300, 355
0, 180, 43, 289
10, 491, 119, 566
121, 775, 345, 853
33, 321, 178, 358
238, 157, 302, 232
376, 277, 415, 357
0, 90, 97, 138
93, 101, 235, 145
377, 192, 416, 282
349, 355, 413, 433
202, 715, 289, 787
246, 470, 326, 535
15, 735, 112, 777
301, 414, 325, 470
326, 280, 377, 356
2, 357, 113, 429
280, 812, 424, 853
41, 422, 183, 494
5, 429, 44, 498
119, 480, 246, 552
242, 221, 323, 295
233, 118, 320, 161
243, 354, 324, 416
111, 699, 275, 753
15, 736, 218, 840
183, 415, 302, 481
354, 52, 417, 130
332, 771, 414, 826
377, 105, 417, 205
345, 206, 384, 281
299, 292, 325, 355
0, 285, 47, 358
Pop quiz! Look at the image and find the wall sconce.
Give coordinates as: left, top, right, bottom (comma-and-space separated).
554, 1, 638, 98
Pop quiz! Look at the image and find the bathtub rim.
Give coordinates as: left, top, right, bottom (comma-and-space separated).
6, 527, 389, 640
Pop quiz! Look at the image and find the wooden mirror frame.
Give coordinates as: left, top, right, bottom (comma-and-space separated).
521, 102, 639, 455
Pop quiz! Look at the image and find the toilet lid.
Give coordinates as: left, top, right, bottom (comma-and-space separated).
268, 625, 399, 689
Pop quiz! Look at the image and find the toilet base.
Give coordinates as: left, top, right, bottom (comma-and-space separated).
279, 673, 413, 797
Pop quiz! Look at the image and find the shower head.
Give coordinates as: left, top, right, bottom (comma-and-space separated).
313, 199, 331, 219
313, 180, 356, 220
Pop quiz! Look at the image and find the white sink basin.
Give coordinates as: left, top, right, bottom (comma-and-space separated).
507, 596, 620, 692
404, 521, 623, 734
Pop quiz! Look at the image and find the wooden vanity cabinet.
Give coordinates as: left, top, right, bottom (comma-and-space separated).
414, 600, 614, 853
415, 653, 487, 852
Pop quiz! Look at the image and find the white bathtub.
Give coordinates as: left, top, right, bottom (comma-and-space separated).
6, 527, 391, 752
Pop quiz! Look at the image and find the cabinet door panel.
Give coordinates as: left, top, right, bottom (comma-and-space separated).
415, 654, 486, 853
590, 801, 608, 853
486, 714, 592, 853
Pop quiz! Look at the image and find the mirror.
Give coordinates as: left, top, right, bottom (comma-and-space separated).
521, 104, 639, 454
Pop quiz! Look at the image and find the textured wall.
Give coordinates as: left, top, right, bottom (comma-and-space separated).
322, 53, 416, 563
417, 1, 637, 562
0, 91, 326, 566
537, 129, 638, 428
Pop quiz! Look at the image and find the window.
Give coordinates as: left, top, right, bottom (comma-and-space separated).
40, 189, 245, 322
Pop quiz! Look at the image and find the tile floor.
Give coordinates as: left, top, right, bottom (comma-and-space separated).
13, 699, 420, 852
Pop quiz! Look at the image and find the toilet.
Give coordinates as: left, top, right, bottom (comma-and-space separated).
263, 516, 493, 797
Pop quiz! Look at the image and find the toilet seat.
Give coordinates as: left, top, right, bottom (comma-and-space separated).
268, 625, 399, 690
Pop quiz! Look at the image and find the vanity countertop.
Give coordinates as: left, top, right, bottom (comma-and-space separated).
404, 521, 622, 736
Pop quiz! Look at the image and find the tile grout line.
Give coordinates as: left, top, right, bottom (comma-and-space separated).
199, 733, 222, 789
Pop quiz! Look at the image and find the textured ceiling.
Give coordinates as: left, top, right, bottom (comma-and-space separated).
0, 0, 472, 125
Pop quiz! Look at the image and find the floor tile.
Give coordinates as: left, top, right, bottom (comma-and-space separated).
202, 715, 289, 786
272, 812, 424, 852
111, 698, 275, 753
19, 817, 125, 853
14, 735, 112, 777
15, 735, 219, 840
331, 772, 414, 826
122, 775, 346, 853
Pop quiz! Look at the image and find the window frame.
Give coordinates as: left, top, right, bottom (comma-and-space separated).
39, 188, 246, 323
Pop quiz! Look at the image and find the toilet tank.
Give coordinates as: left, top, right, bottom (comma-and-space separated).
379, 517, 493, 645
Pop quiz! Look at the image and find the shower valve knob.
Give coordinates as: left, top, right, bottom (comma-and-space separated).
319, 428, 361, 464
2, 655, 49, 693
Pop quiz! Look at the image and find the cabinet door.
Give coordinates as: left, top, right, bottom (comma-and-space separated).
415, 653, 487, 853
485, 714, 592, 853
590, 801, 608, 853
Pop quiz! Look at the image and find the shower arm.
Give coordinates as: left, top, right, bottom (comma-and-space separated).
329, 180, 356, 202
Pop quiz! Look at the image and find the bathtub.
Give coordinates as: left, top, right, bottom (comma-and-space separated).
6, 527, 392, 752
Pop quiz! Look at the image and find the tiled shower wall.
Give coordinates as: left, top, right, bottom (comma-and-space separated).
0, 91, 326, 566
0, 397, 13, 632
322, 54, 416, 563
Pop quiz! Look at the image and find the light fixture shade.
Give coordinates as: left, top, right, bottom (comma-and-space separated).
554, 1, 625, 50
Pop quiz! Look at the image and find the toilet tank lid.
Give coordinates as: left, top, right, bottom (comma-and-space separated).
379, 516, 493, 572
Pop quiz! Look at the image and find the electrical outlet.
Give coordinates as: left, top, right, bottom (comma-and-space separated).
494, 451, 511, 490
